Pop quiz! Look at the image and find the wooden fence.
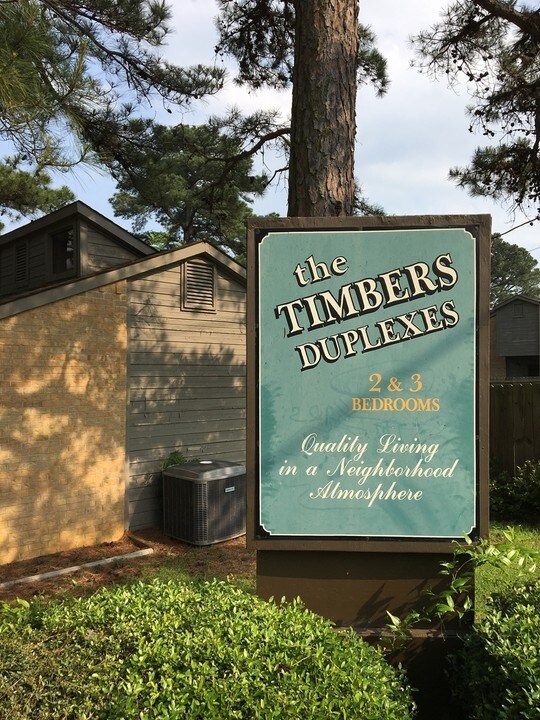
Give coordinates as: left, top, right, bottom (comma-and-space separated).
490, 380, 540, 475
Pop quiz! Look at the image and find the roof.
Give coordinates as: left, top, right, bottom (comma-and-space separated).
0, 242, 246, 321
0, 201, 154, 257
491, 294, 540, 315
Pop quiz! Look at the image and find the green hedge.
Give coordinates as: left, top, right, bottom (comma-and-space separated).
0, 579, 414, 720
450, 579, 540, 720
490, 459, 540, 522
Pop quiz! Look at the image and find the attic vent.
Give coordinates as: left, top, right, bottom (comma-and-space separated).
15, 241, 28, 285
183, 259, 215, 312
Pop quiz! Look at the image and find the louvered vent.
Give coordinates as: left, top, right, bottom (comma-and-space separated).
183, 259, 215, 311
15, 242, 28, 285
192, 483, 209, 543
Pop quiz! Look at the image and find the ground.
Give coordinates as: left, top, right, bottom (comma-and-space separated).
0, 530, 256, 603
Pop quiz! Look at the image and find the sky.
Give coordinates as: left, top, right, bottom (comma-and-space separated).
7, 0, 540, 259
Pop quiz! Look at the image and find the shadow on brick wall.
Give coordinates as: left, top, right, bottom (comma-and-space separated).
0, 284, 128, 563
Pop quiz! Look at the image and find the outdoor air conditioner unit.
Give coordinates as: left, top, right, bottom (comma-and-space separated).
162, 460, 246, 545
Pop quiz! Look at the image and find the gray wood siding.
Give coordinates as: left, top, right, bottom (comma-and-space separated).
0, 244, 15, 295
85, 225, 140, 272
496, 301, 540, 357
85, 223, 143, 272
27, 236, 48, 284
0, 234, 48, 296
126, 262, 246, 530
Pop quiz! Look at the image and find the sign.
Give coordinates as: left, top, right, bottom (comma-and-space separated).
250, 220, 489, 545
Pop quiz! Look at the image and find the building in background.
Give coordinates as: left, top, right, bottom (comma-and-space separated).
490, 295, 540, 379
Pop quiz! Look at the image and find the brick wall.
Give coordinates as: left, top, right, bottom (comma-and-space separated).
0, 282, 128, 563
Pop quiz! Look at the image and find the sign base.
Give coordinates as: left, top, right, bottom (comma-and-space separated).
257, 548, 473, 720
256, 549, 471, 628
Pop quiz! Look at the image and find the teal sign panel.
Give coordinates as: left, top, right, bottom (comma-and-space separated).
258, 229, 477, 539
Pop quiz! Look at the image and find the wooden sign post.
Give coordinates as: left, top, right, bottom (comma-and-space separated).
247, 215, 490, 642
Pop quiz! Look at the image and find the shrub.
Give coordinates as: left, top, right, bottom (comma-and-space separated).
0, 580, 414, 720
490, 459, 540, 522
450, 579, 540, 720
160, 449, 189, 471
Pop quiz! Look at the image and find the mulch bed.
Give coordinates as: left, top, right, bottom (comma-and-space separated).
0, 530, 255, 603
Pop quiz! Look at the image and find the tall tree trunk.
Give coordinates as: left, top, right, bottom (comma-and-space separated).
287, 0, 359, 217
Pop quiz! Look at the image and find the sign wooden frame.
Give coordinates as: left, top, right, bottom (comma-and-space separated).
247, 215, 491, 554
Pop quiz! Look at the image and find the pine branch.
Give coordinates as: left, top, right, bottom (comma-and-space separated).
474, 0, 540, 41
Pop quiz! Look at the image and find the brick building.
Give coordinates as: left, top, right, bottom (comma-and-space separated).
0, 205, 246, 563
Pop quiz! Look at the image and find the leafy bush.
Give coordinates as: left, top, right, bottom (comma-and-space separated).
450, 579, 540, 720
160, 449, 189, 471
0, 579, 414, 720
490, 459, 540, 522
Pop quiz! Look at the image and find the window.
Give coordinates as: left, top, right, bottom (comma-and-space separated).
182, 259, 215, 312
506, 356, 540, 378
513, 302, 524, 318
50, 227, 76, 278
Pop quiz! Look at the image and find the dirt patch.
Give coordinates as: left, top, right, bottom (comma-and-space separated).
0, 530, 255, 603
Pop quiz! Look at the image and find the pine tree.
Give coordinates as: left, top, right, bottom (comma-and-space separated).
216, 0, 388, 216
0, 0, 224, 221
413, 0, 540, 218
0, 163, 74, 232
491, 233, 540, 305
0, 0, 224, 168
109, 118, 269, 258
